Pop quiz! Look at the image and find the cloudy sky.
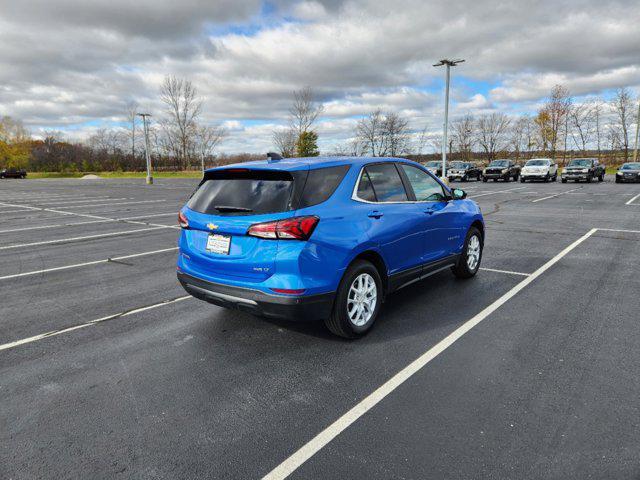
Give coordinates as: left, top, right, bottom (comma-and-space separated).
1, 0, 639, 153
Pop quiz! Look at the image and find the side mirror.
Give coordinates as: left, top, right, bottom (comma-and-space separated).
452, 188, 467, 200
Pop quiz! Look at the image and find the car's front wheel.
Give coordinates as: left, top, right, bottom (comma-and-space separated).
452, 227, 483, 279
325, 260, 382, 338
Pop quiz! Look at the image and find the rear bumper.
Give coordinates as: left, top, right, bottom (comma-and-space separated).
177, 271, 335, 321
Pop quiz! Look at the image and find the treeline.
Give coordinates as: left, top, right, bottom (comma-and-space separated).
1, 82, 638, 172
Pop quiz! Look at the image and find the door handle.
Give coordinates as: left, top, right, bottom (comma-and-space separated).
367, 210, 383, 219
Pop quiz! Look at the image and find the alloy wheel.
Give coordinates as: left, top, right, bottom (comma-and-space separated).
347, 273, 377, 326
466, 235, 481, 271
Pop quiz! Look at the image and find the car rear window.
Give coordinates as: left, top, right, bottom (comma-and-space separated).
296, 165, 350, 208
188, 170, 294, 215
363, 163, 408, 202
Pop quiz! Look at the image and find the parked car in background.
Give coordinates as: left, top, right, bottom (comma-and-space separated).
177, 156, 484, 338
0, 168, 27, 179
447, 161, 482, 182
423, 161, 442, 177
615, 162, 640, 183
561, 158, 605, 183
482, 159, 520, 182
520, 158, 558, 182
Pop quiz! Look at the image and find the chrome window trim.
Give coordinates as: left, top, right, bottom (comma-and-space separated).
351, 162, 451, 205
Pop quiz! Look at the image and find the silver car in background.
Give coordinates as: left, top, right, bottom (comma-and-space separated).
520, 158, 558, 182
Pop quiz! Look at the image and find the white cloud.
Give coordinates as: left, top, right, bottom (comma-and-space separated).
0, 0, 639, 153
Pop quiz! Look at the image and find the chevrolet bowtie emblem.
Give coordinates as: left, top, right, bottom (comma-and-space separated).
207, 223, 218, 230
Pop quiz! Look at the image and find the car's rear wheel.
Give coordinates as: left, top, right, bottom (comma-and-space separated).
325, 260, 382, 338
520, 177, 526, 183
561, 178, 567, 183
482, 176, 487, 182
452, 227, 483, 279
598, 173, 604, 182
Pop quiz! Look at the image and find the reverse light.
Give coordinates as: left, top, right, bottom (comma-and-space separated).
178, 211, 189, 228
247, 216, 319, 240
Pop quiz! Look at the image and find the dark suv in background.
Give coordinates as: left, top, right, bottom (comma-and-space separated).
0, 168, 27, 179
447, 161, 482, 182
482, 160, 520, 182
561, 158, 605, 183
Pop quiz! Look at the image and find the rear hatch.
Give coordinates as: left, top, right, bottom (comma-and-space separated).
181, 168, 304, 282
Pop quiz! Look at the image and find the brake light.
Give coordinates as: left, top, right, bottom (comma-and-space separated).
247, 216, 319, 240
178, 211, 189, 228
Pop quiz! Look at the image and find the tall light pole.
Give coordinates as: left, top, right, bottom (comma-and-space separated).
433, 59, 464, 182
137, 113, 153, 185
633, 98, 640, 163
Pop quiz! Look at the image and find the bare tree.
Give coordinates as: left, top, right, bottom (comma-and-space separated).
125, 101, 138, 159
160, 76, 203, 169
195, 125, 227, 171
476, 113, 511, 161
381, 112, 410, 156
289, 86, 324, 138
538, 85, 572, 156
569, 101, 597, 154
356, 109, 385, 156
611, 87, 633, 161
511, 115, 534, 161
272, 128, 297, 158
450, 114, 475, 161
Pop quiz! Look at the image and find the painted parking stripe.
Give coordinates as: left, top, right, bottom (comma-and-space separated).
262, 228, 598, 480
0, 212, 178, 234
34, 197, 127, 205
479, 267, 531, 277
52, 199, 166, 209
625, 193, 640, 205
0, 226, 169, 251
0, 247, 178, 281
0, 296, 191, 352
469, 186, 527, 198
531, 187, 582, 203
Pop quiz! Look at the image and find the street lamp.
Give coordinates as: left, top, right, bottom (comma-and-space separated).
433, 59, 465, 182
137, 113, 153, 185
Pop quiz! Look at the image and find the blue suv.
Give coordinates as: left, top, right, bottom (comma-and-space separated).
177, 157, 484, 338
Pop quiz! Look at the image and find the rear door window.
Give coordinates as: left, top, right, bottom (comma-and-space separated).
363, 163, 408, 202
188, 170, 294, 215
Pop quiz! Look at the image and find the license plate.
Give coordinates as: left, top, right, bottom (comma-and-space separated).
206, 234, 231, 255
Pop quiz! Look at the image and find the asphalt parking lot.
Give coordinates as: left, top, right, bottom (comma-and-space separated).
1, 175, 639, 479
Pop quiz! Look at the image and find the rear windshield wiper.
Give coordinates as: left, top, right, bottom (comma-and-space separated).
213, 205, 254, 213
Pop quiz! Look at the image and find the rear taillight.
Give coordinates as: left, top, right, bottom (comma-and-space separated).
247, 216, 319, 240
178, 211, 189, 228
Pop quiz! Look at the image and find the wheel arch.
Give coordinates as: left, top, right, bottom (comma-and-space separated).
470, 220, 485, 243
350, 249, 389, 294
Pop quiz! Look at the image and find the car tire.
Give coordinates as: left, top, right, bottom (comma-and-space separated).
598, 173, 604, 182
325, 259, 383, 339
520, 177, 526, 183
452, 227, 483, 279
482, 176, 488, 182
544, 174, 549, 183
615, 177, 620, 183
461, 175, 467, 182
561, 178, 567, 183
586, 174, 592, 183
553, 174, 557, 182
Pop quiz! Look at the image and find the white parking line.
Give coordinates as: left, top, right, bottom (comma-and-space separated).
0, 226, 168, 251
52, 199, 166, 209
469, 186, 527, 198
0, 201, 179, 230
597, 228, 640, 234
479, 267, 531, 277
0, 247, 178, 281
625, 193, 640, 205
0, 296, 191, 352
262, 228, 598, 480
531, 187, 582, 203
0, 212, 177, 234
34, 197, 127, 205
